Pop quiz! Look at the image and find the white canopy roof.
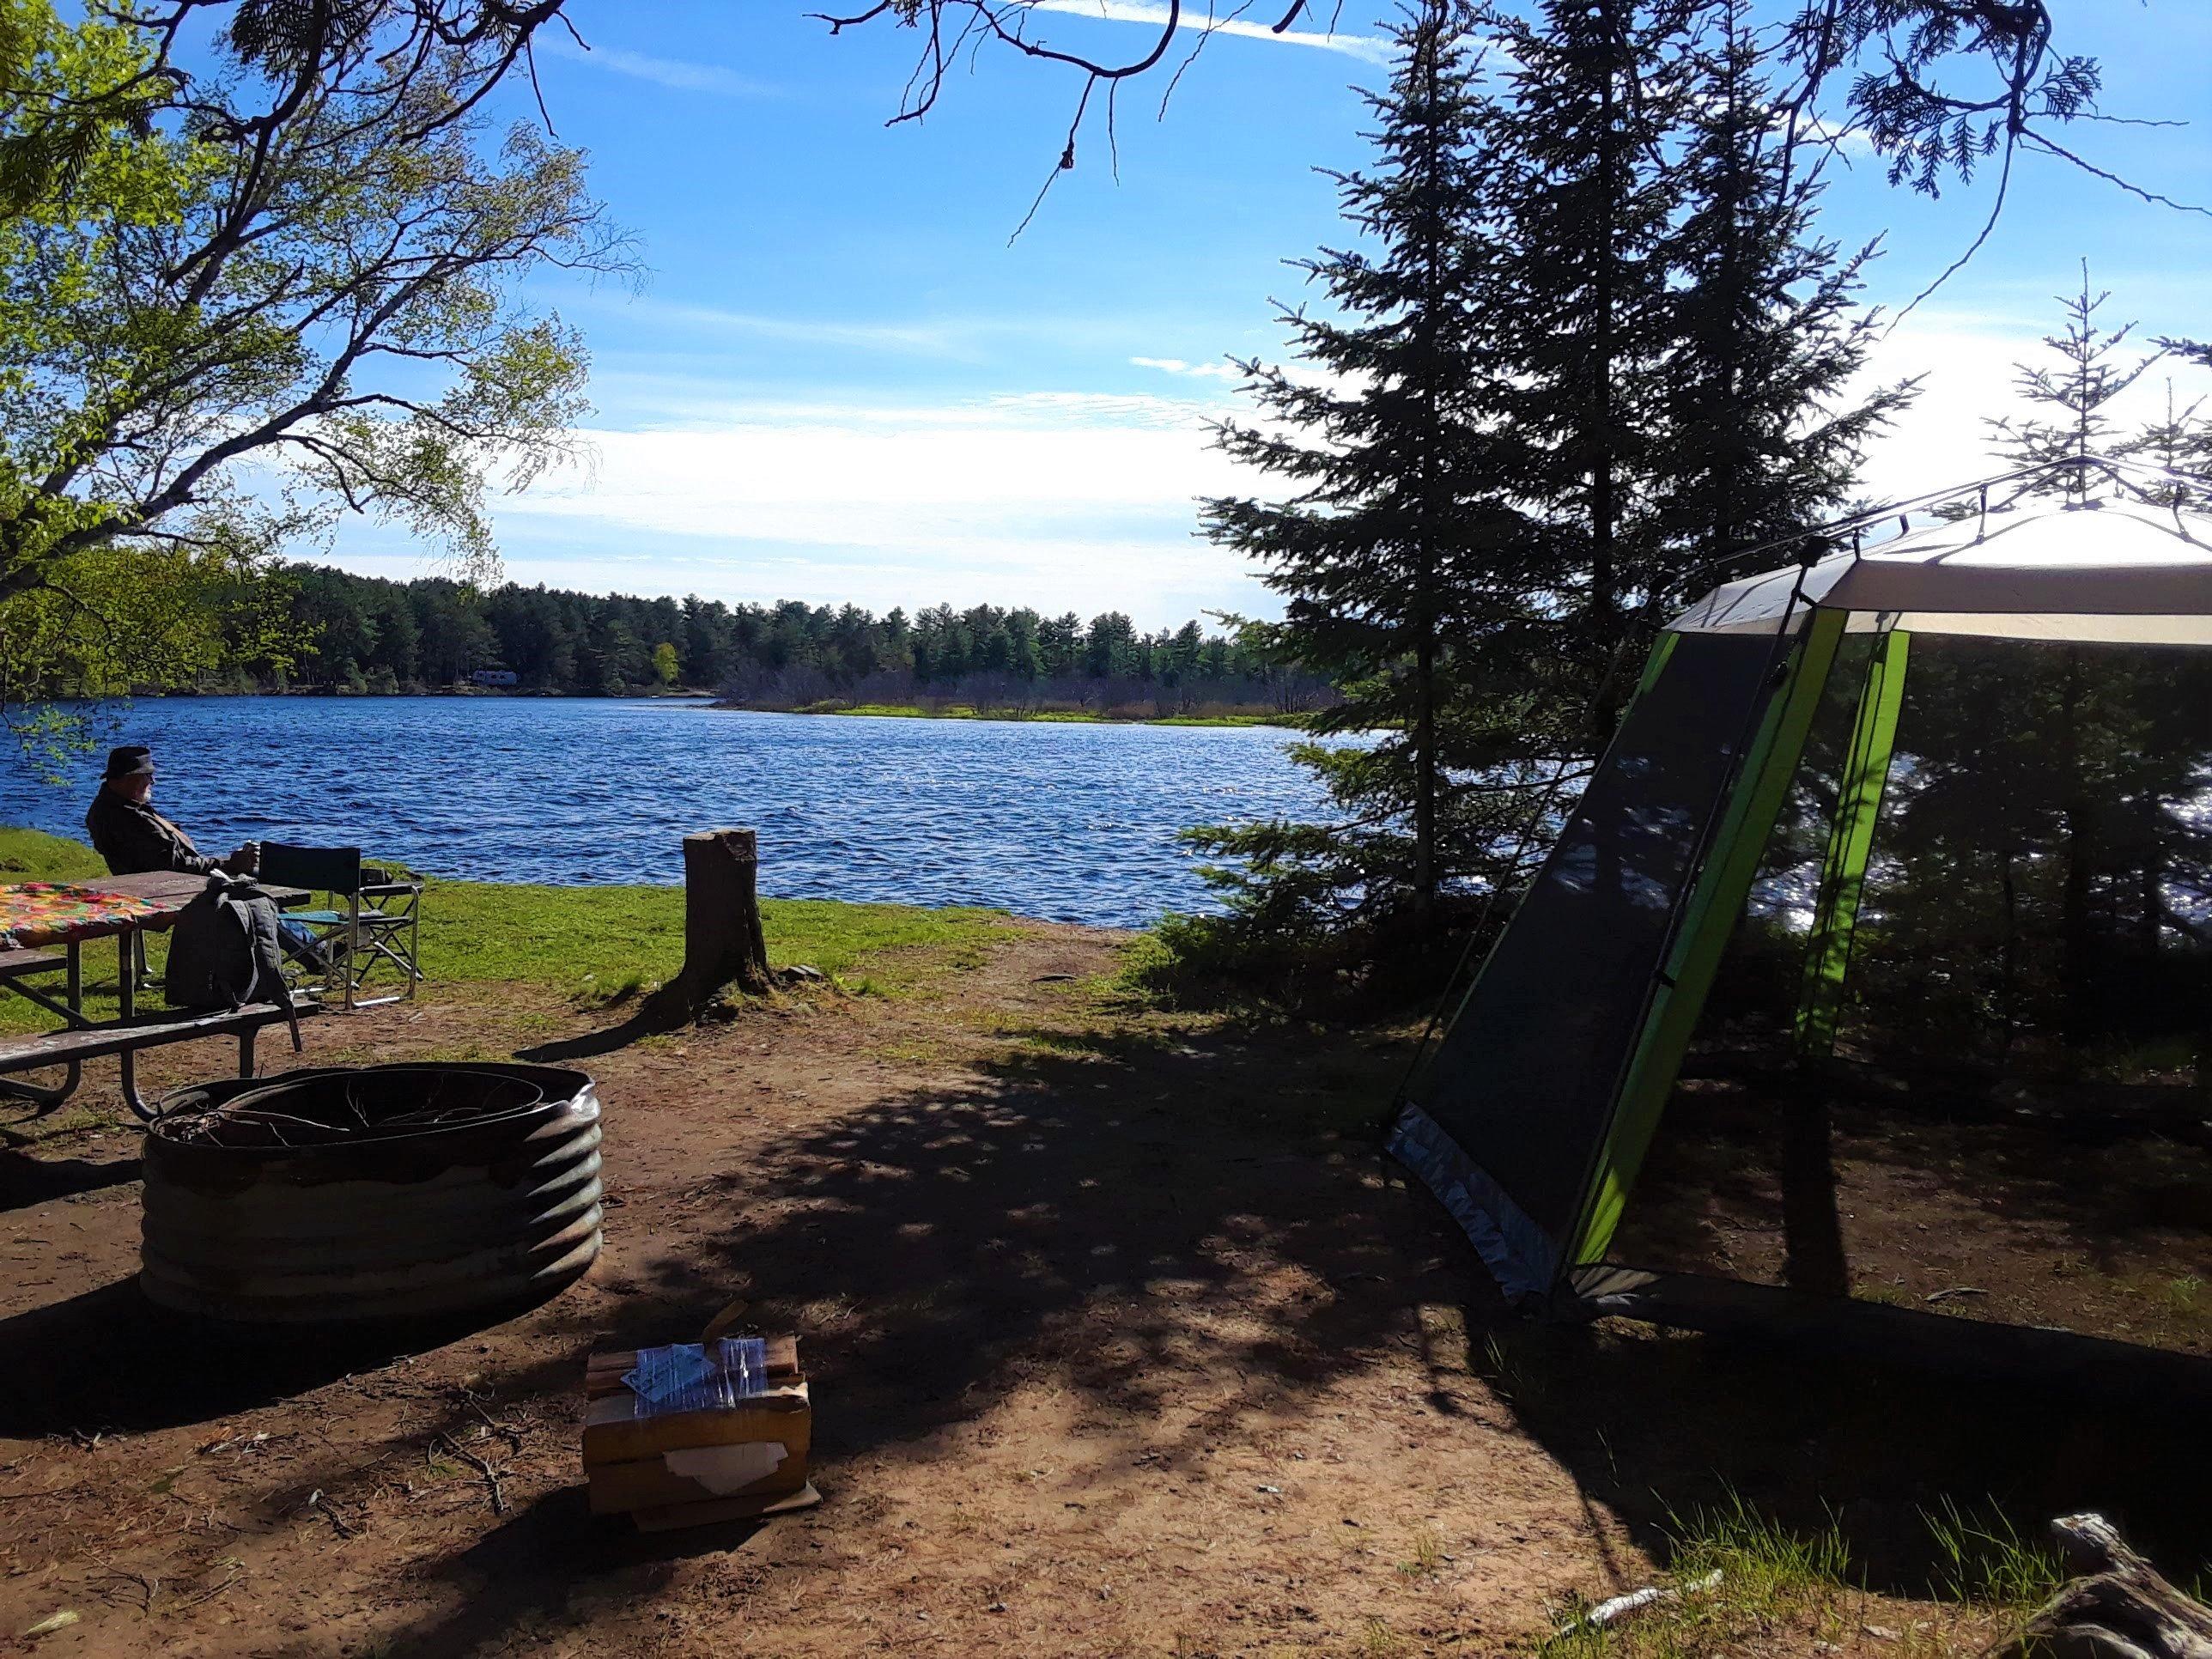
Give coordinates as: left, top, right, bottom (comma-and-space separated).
1669, 497, 2212, 645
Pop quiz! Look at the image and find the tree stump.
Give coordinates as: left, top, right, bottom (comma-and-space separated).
1984, 1514, 2212, 1659
658, 829, 774, 1017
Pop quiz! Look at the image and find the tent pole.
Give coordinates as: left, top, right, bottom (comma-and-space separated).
1793, 629, 1911, 1061
1559, 607, 1850, 1282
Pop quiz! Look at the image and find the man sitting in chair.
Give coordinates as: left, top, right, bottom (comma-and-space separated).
87, 745, 335, 973
84, 746, 259, 878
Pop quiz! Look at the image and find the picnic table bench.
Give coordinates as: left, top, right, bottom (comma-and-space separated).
0, 872, 320, 1121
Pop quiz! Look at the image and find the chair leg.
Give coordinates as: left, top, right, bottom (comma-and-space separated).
239, 1027, 258, 1079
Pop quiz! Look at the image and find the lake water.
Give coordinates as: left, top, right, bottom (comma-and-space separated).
0, 697, 1345, 927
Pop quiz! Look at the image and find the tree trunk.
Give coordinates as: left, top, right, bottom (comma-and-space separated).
2057, 652, 2098, 1050
1779, 1090, 1850, 1297
665, 829, 774, 1013
1984, 1514, 2212, 1659
1413, 630, 1437, 931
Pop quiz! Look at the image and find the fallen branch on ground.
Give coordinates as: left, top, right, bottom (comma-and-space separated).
1556, 1569, 1723, 1638
1984, 1513, 2212, 1659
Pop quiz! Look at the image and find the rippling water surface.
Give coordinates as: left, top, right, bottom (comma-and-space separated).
3, 698, 1348, 927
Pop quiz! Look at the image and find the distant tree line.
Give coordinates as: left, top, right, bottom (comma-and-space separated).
240, 565, 1334, 717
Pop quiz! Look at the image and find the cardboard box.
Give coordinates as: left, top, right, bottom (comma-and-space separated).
583, 1337, 820, 1531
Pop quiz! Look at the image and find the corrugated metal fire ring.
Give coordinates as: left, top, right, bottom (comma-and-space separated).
140, 1062, 603, 1322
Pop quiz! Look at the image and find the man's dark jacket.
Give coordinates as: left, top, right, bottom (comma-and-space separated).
84, 787, 219, 877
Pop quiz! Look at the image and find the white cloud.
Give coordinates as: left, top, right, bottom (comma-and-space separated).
1133, 355, 1243, 380
1025, 0, 1394, 62
617, 301, 975, 357
575, 295, 1188, 365
537, 34, 778, 99
475, 390, 1265, 623
1850, 307, 2212, 507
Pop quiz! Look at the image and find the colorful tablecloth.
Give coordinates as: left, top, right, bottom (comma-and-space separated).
0, 883, 163, 949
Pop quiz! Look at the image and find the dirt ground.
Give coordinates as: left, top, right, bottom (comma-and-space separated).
1619, 1066, 2212, 1355
0, 923, 2204, 1657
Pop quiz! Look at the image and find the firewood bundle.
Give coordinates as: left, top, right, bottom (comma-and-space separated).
582, 1334, 818, 1533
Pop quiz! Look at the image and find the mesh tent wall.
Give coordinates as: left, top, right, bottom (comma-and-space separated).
1387, 492, 2212, 1309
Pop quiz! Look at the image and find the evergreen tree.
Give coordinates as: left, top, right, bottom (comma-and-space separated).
2126, 379, 2212, 510
1164, 0, 1906, 996
1654, 0, 1911, 585
1201, 0, 1512, 930
1986, 265, 2157, 501
1475, 0, 1700, 740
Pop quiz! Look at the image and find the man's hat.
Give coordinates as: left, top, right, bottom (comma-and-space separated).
102, 745, 154, 781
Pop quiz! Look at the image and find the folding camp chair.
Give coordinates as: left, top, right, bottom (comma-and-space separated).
258, 843, 422, 1010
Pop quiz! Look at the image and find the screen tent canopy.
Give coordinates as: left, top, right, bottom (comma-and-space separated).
1389, 476, 2212, 1314
1672, 496, 2212, 645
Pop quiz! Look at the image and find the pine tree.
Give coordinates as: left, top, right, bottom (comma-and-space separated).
1653, 0, 1911, 585
1164, 0, 1907, 997
1200, 0, 1515, 933
1475, 0, 1698, 740
1987, 264, 2158, 501
2126, 379, 2212, 509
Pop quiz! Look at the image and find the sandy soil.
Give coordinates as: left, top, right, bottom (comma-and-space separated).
1619, 1066, 2212, 1354
0, 926, 2200, 1656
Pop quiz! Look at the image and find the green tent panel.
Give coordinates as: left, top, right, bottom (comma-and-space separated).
1566, 607, 1847, 1269
1386, 623, 1823, 1299
1794, 628, 1911, 1060
1387, 486, 2212, 1313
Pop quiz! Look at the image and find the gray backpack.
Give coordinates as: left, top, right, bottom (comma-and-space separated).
166, 875, 299, 1043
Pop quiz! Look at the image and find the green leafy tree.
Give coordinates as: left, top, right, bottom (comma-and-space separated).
652, 641, 681, 686
0, 0, 620, 754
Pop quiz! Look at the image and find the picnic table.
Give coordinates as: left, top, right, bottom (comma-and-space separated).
0, 872, 320, 1121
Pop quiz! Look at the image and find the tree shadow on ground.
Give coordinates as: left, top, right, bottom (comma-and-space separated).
0, 1146, 139, 1212
1476, 1310, 2212, 1595
348, 1013, 2209, 1651
1620, 1066, 2212, 1311
377, 1012, 1460, 1652
0, 1278, 576, 1437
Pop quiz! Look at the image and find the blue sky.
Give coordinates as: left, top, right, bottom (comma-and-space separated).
329, 2, 2212, 626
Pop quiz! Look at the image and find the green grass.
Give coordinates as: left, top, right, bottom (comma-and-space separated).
1922, 1498, 2064, 1613
0, 828, 1024, 1024
0, 826, 108, 882
1538, 1496, 1856, 1658
1539, 1512, 1849, 1654
1534, 1493, 2074, 1656
421, 879, 1017, 997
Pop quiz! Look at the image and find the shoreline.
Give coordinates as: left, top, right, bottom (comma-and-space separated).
708, 700, 1313, 730
53, 689, 1314, 728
